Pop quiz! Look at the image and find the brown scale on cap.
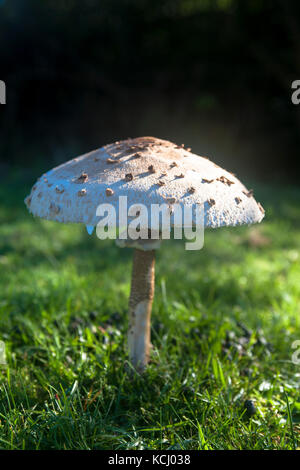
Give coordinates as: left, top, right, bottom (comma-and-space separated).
78, 189, 87, 197
106, 158, 117, 164
126, 144, 145, 154
37, 192, 42, 199
25, 196, 31, 206
170, 162, 178, 168
158, 180, 165, 186
76, 172, 89, 183
165, 197, 176, 204
133, 145, 146, 151
49, 202, 60, 214
217, 176, 234, 186
106, 188, 114, 196
125, 173, 134, 182
202, 178, 214, 184
235, 197, 242, 204
176, 173, 185, 179
148, 165, 156, 174
32, 185, 37, 191
94, 157, 100, 162
258, 202, 265, 214
133, 152, 142, 159
55, 186, 64, 194
243, 189, 254, 198
188, 187, 196, 194
43, 177, 48, 183
207, 198, 216, 207
48, 183, 53, 188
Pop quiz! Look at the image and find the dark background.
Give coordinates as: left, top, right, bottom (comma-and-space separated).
0, 0, 299, 182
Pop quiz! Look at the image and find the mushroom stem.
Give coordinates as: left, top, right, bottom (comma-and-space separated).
128, 248, 155, 372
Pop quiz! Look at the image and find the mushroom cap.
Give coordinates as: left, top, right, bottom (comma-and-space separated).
25, 136, 264, 229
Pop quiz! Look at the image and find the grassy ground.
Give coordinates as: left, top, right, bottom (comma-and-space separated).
0, 170, 299, 450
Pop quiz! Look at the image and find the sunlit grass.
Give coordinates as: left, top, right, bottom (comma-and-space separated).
0, 173, 299, 449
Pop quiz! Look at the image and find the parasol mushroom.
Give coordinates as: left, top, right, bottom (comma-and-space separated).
25, 137, 265, 372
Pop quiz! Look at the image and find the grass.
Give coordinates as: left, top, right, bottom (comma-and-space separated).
0, 170, 299, 450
